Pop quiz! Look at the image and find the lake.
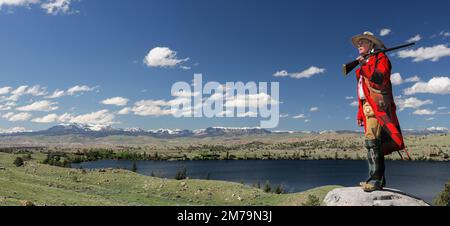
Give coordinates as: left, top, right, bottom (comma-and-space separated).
72, 160, 450, 203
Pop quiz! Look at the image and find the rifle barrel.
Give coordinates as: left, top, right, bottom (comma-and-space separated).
342, 42, 416, 76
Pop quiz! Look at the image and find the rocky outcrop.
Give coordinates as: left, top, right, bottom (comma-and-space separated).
324, 187, 430, 206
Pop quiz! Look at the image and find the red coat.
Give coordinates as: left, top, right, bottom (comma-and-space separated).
356, 52, 405, 155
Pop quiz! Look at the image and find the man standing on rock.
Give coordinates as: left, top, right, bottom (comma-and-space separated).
351, 32, 406, 192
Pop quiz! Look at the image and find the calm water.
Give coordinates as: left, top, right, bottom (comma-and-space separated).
72, 160, 450, 203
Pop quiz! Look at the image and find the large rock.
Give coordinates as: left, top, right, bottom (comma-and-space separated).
324, 187, 430, 206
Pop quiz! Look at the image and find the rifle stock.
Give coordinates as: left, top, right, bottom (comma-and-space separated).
342, 42, 415, 76
342, 60, 360, 76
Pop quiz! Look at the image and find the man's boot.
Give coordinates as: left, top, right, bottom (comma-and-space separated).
361, 139, 385, 192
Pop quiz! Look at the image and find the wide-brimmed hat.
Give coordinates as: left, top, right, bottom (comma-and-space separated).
351, 31, 386, 50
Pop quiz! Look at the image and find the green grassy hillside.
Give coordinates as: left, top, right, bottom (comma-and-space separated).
0, 153, 338, 206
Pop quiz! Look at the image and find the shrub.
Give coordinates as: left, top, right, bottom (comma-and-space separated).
302, 195, 321, 206
14, 157, 24, 167
263, 181, 271, 193
434, 181, 450, 206
274, 184, 284, 194
175, 167, 187, 180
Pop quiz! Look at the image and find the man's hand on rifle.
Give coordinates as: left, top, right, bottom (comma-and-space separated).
357, 56, 367, 65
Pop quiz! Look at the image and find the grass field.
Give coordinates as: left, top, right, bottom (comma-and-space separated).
0, 152, 339, 206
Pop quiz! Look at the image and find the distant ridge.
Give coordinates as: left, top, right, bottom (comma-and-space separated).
0, 123, 447, 138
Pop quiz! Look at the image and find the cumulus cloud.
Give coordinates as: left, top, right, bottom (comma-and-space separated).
0, 127, 30, 134
380, 28, 391, 36
293, 114, 306, 119
413, 109, 436, 115
68, 110, 116, 126
101, 97, 129, 106
0, 0, 39, 7
31, 110, 116, 126
143, 47, 189, 68
0, 87, 12, 95
310, 107, 319, 112
0, 102, 16, 111
2, 112, 32, 122
395, 96, 433, 111
404, 77, 450, 95
274, 66, 326, 79
41, 0, 72, 15
117, 107, 131, 115
131, 100, 175, 117
31, 113, 59, 123
16, 100, 58, 112
390, 73, 421, 86
440, 31, 450, 37
45, 89, 65, 99
0, 0, 76, 15
5, 85, 48, 101
45, 85, 97, 98
406, 34, 422, 43
67, 85, 97, 96
397, 45, 450, 62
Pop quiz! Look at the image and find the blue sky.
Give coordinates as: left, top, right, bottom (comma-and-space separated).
0, 0, 449, 132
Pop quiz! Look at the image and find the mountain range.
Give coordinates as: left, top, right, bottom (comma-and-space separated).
0, 124, 447, 138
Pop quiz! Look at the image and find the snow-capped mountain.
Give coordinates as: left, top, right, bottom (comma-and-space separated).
0, 124, 447, 138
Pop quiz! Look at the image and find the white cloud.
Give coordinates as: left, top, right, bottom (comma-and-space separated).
404, 76, 421, 83
395, 96, 433, 111
4, 85, 47, 101
279, 114, 290, 118
0, 0, 39, 7
41, 0, 72, 15
380, 28, 391, 36
26, 85, 48, 96
131, 100, 174, 117
274, 66, 326, 79
413, 109, 436, 115
2, 112, 32, 122
68, 110, 116, 126
0, 102, 16, 111
345, 96, 354, 100
67, 85, 96, 96
118, 107, 131, 115
293, 114, 306, 119
0, 87, 12, 95
101, 97, 129, 106
350, 101, 359, 107
404, 77, 450, 95
0, 0, 75, 15
310, 107, 319, 112
143, 47, 189, 68
390, 73, 403, 86
32, 113, 59, 123
397, 45, 450, 62
16, 100, 58, 112
0, 126, 31, 134
45, 89, 65, 99
406, 34, 422, 43
440, 31, 450, 37
391, 73, 421, 86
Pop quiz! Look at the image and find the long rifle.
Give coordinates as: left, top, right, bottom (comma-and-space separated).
342, 42, 415, 76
